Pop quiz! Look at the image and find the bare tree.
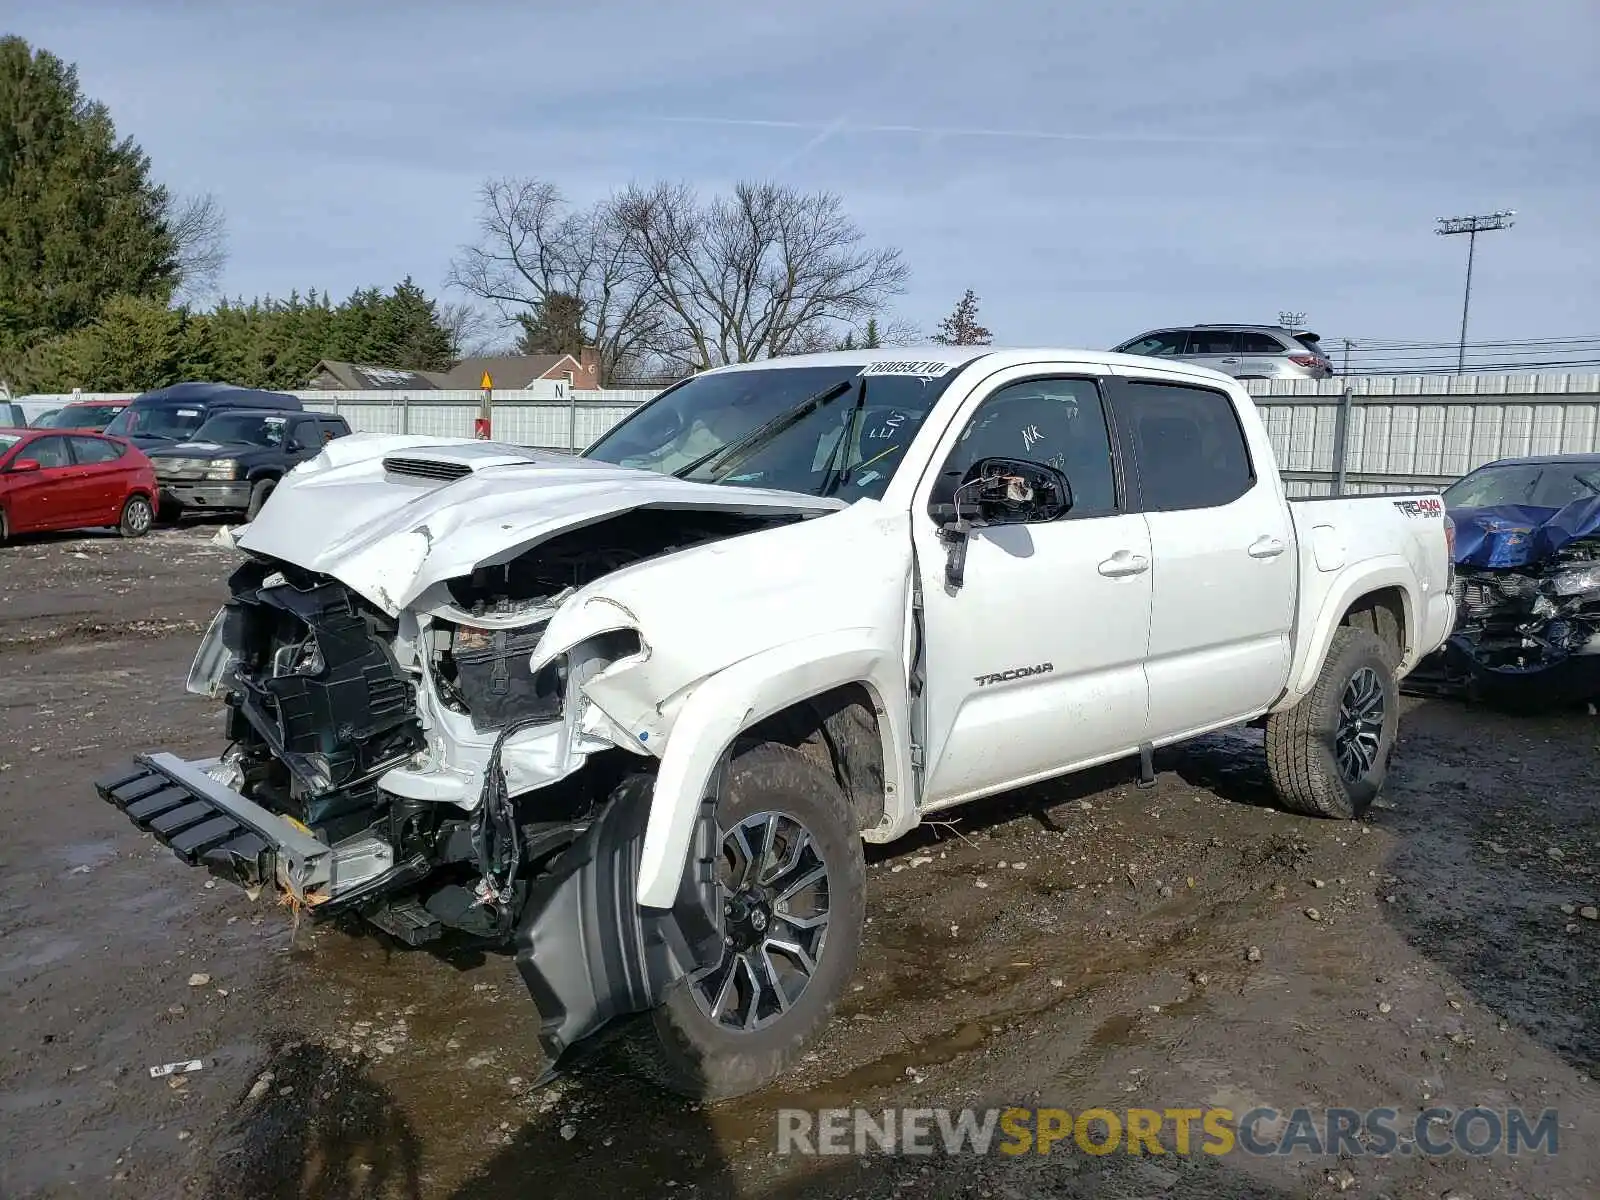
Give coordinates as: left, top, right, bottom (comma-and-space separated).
164, 192, 228, 303
446, 179, 663, 385
612, 180, 908, 373
437, 300, 503, 360
448, 177, 909, 380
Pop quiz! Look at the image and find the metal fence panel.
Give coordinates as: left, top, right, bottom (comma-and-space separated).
16, 373, 1600, 491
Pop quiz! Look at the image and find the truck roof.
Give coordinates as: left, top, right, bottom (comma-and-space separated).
699, 346, 1241, 386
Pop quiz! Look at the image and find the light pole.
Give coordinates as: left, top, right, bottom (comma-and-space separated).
1278, 310, 1306, 334
1436, 210, 1515, 374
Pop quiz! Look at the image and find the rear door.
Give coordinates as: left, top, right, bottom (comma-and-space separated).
1181, 329, 1243, 378
1107, 372, 1296, 740
1236, 331, 1290, 379
69, 436, 132, 524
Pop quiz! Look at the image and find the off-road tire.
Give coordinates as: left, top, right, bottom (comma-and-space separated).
245, 477, 277, 522
0, 506, 8, 545
641, 740, 866, 1100
1265, 626, 1398, 819
118, 494, 154, 538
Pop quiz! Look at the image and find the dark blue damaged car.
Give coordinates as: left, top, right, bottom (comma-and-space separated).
1405, 454, 1600, 708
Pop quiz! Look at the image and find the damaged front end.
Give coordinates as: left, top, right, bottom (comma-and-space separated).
93, 442, 841, 1069
1406, 500, 1600, 707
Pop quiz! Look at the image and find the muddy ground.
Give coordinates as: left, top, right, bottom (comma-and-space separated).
1, 525, 1596, 1200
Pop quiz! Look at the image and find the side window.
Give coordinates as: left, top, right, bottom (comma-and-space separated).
1119, 381, 1255, 512
1183, 329, 1240, 356
1237, 332, 1288, 354
1119, 330, 1187, 357
28, 436, 73, 468
70, 436, 123, 464
937, 378, 1118, 516
320, 418, 350, 442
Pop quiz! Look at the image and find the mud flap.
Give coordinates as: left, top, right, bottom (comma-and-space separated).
513, 767, 724, 1068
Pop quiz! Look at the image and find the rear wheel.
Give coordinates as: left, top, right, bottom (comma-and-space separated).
245, 477, 277, 521
1265, 626, 1398, 819
0, 506, 8, 545
641, 740, 866, 1100
118, 494, 154, 538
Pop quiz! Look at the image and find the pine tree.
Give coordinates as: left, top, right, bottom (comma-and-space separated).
0, 37, 178, 375
931, 290, 993, 346
862, 318, 882, 349
515, 292, 586, 358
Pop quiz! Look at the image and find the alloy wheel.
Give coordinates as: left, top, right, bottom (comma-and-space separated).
1336, 666, 1386, 782
692, 811, 831, 1032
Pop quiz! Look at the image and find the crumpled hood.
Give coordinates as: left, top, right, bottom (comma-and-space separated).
1450, 498, 1600, 568
234, 433, 847, 612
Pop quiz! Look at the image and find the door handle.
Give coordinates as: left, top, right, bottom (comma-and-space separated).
1248, 535, 1286, 559
1098, 550, 1150, 578
1219, 357, 1239, 363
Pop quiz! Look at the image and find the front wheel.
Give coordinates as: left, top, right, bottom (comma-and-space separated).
642, 740, 866, 1100
1265, 626, 1399, 819
245, 477, 277, 522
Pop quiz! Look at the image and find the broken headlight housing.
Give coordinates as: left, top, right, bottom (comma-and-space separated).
186, 607, 237, 699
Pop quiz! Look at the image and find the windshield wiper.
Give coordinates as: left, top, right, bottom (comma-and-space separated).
673, 379, 854, 481
819, 378, 867, 497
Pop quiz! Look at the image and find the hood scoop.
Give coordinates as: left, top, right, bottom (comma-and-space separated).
382, 456, 474, 483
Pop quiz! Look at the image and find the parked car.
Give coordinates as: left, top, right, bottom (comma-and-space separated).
2, 401, 27, 427
1111, 324, 1335, 381
146, 409, 351, 521
0, 429, 157, 543
33, 400, 130, 431
1405, 454, 1600, 708
102, 382, 304, 452
29, 408, 61, 427
94, 347, 1454, 1100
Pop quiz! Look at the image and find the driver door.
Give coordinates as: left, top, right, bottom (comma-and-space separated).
910, 367, 1153, 809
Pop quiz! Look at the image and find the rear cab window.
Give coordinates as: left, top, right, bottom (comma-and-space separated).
1116, 380, 1255, 511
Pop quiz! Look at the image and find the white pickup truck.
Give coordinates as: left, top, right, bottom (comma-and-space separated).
94, 348, 1455, 1098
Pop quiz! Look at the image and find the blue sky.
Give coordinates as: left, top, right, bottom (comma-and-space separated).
12, 0, 1599, 353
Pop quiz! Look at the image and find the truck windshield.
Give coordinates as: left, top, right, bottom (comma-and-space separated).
583, 363, 967, 501
1444, 462, 1600, 509
104, 405, 208, 441
193, 412, 291, 447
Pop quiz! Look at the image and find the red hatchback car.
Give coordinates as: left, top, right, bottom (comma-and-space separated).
0, 428, 158, 543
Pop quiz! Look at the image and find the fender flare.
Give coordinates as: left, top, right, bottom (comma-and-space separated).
1286, 558, 1420, 698
634, 629, 913, 909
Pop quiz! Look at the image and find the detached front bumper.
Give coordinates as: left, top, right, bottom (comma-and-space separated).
93, 753, 396, 905
1406, 638, 1600, 708
160, 481, 252, 510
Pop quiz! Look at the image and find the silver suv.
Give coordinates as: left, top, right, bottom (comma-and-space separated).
1111, 324, 1334, 381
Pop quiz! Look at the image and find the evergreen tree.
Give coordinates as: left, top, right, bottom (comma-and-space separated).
931, 290, 992, 346
515, 292, 586, 358
0, 36, 178, 375
862, 318, 882, 349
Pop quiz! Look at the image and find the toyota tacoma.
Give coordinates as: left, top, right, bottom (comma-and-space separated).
94, 348, 1456, 1098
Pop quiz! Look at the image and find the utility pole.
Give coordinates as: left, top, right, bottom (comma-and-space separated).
1340, 338, 1357, 375
1279, 311, 1306, 334
1436, 210, 1515, 374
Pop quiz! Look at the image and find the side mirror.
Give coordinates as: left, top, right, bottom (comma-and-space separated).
935, 457, 1074, 592
10, 458, 41, 473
